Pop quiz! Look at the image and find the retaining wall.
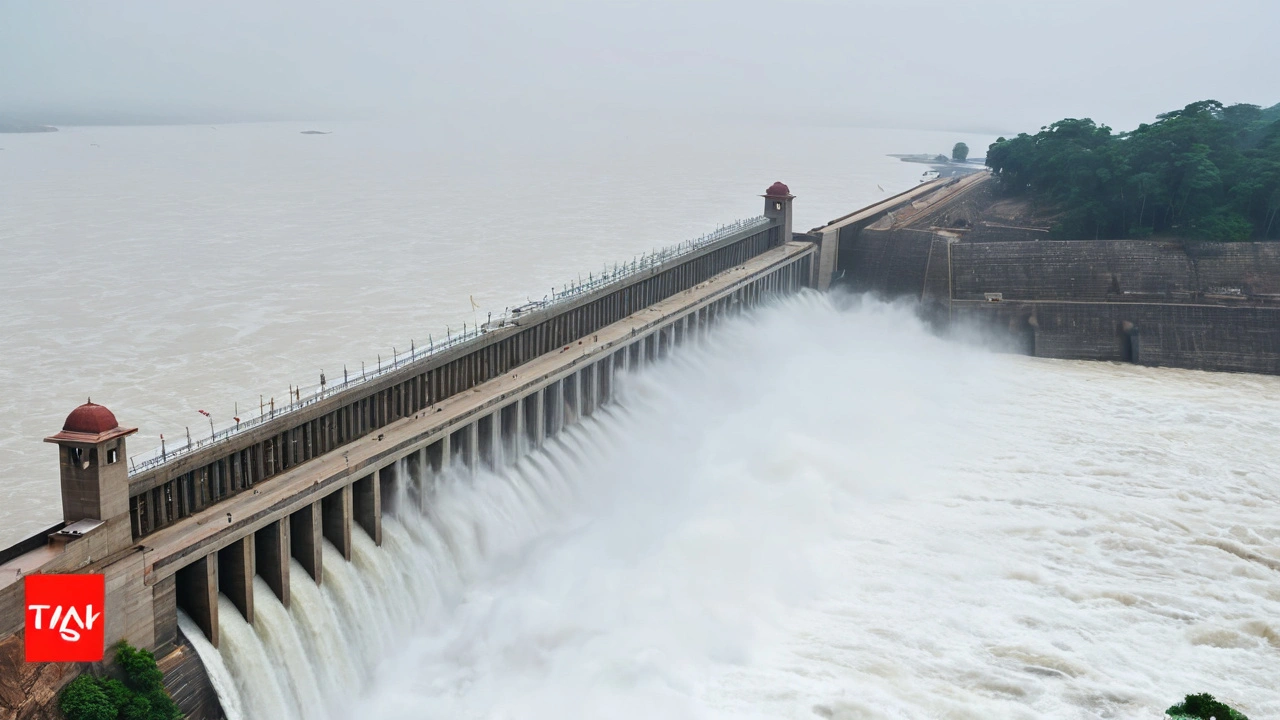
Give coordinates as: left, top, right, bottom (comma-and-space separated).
839, 229, 1280, 375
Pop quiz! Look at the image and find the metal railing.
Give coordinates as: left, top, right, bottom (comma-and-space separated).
127, 215, 771, 476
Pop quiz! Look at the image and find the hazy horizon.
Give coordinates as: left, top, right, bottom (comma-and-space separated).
3, 0, 1278, 137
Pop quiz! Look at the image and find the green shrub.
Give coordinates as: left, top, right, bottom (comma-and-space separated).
142, 688, 180, 720
1167, 692, 1249, 719
58, 641, 182, 720
96, 679, 132, 712
119, 695, 152, 720
115, 644, 163, 694
59, 675, 115, 720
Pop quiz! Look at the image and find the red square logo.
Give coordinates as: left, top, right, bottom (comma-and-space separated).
24, 574, 105, 662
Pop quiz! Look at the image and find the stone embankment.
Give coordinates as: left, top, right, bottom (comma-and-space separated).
827, 173, 1280, 374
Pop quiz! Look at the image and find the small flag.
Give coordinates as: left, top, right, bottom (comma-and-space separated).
197, 410, 210, 417
470, 295, 480, 311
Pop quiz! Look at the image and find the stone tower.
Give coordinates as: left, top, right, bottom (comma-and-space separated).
44, 401, 138, 554
763, 181, 794, 246
41, 401, 156, 655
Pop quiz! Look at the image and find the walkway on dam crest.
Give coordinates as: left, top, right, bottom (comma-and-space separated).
139, 241, 815, 585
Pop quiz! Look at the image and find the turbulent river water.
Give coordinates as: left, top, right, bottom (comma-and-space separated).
3, 121, 1278, 718
195, 294, 1278, 719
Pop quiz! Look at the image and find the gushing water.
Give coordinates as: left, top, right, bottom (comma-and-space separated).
216, 595, 294, 720
187, 292, 1280, 719
176, 612, 246, 720
187, 405, 626, 720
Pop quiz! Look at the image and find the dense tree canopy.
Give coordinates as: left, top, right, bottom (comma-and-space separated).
986, 101, 1280, 241
952, 142, 969, 162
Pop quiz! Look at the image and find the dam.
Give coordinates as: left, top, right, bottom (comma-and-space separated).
3, 174, 1277, 719
0, 181, 938, 718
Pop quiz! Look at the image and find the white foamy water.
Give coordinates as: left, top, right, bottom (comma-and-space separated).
0, 118, 982, 544
192, 293, 1279, 719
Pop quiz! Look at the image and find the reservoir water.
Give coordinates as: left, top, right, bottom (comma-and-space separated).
2, 121, 1277, 717
0, 118, 974, 544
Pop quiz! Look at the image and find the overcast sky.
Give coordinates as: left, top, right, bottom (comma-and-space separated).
2, 0, 1277, 134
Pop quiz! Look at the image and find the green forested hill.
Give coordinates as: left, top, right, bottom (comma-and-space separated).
986, 100, 1280, 241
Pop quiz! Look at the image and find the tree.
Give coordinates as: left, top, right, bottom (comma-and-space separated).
57, 642, 182, 720
117, 643, 164, 691
986, 100, 1280, 241
1166, 693, 1249, 719
59, 676, 116, 720
952, 142, 970, 162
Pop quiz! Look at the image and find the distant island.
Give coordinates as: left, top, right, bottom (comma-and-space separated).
890, 147, 986, 179
986, 100, 1280, 241
0, 121, 57, 133
890, 153, 983, 165
300, 130, 332, 135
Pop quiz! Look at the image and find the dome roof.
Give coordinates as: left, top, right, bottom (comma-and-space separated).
45, 399, 137, 445
62, 401, 120, 435
765, 181, 791, 198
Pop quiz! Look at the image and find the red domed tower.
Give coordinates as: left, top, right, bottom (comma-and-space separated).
44, 400, 138, 528
763, 181, 794, 246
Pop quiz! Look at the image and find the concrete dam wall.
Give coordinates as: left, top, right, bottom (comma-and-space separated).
0, 186, 823, 720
